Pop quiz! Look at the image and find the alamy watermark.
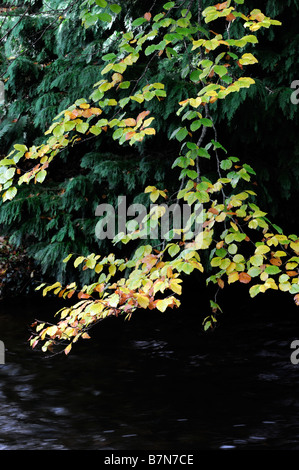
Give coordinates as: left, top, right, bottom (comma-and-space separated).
0, 81, 4, 105
95, 196, 203, 241
291, 80, 299, 105
0, 340, 5, 364
290, 340, 299, 364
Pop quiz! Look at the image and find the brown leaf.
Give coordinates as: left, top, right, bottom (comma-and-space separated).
78, 291, 90, 299
144, 12, 151, 21
295, 294, 299, 306
208, 207, 219, 215
136, 110, 150, 123
226, 13, 236, 21
239, 272, 252, 284
209, 96, 218, 104
270, 258, 282, 266
215, 1, 228, 10
286, 271, 298, 277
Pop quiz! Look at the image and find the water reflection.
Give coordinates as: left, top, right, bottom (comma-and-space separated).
1, 296, 299, 449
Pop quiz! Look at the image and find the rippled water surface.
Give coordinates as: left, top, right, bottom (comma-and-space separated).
1, 295, 299, 450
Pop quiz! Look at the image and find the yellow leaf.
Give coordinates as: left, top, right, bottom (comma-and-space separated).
290, 240, 299, 254
64, 343, 72, 355
239, 53, 258, 65
145, 185, 156, 193
87, 302, 104, 315
255, 244, 270, 255
112, 73, 123, 83
143, 128, 156, 135
286, 262, 298, 270
230, 221, 239, 231
47, 326, 58, 337
150, 190, 160, 203
95, 263, 103, 274
82, 333, 91, 339
226, 261, 236, 274
135, 293, 150, 309
169, 279, 182, 295
156, 298, 170, 312
228, 272, 239, 284
260, 272, 268, 282
189, 97, 202, 108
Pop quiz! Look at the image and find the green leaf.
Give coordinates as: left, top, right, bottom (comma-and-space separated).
133, 17, 147, 27
190, 120, 202, 132
249, 285, 261, 298
14, 144, 28, 153
220, 159, 233, 170
200, 118, 213, 127
265, 265, 281, 275
36, 170, 47, 183
102, 53, 117, 62
250, 254, 264, 267
144, 44, 156, 56
190, 70, 201, 83
95, 0, 107, 6
168, 244, 180, 257
197, 148, 210, 159
98, 12, 112, 23
76, 122, 89, 134
119, 81, 131, 89
175, 127, 189, 142
290, 284, 299, 294
213, 65, 228, 77
163, 2, 175, 10
228, 243, 237, 255
247, 266, 262, 277
109, 4, 121, 14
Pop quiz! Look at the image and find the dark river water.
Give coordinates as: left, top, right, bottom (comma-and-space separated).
1, 293, 299, 451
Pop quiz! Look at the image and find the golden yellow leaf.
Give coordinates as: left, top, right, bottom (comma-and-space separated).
228, 272, 239, 284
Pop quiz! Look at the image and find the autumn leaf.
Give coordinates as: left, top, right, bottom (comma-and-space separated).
135, 293, 150, 309
124, 118, 136, 127
239, 272, 252, 284
208, 207, 219, 215
270, 257, 282, 266
215, 1, 228, 10
136, 110, 150, 123
141, 254, 158, 270
290, 240, 299, 254
78, 291, 90, 299
125, 131, 135, 140
286, 271, 298, 277
228, 272, 239, 284
64, 343, 72, 355
169, 279, 182, 295
82, 333, 91, 339
143, 128, 156, 135
144, 12, 151, 21
226, 13, 236, 21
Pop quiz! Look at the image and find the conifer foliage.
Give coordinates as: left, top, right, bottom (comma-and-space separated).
0, 1, 299, 355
